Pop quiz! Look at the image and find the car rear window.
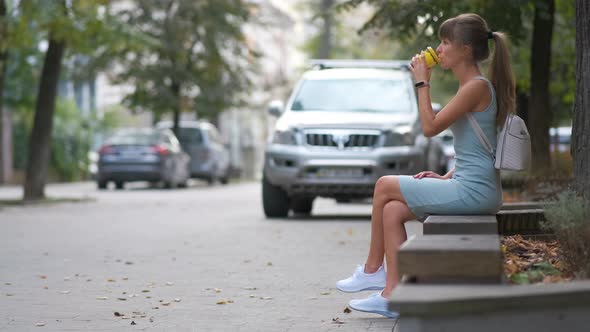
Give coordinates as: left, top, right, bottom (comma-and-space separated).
176, 128, 203, 145
291, 79, 412, 113
107, 131, 159, 145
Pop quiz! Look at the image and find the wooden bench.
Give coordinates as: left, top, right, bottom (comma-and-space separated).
390, 212, 586, 331
423, 215, 498, 235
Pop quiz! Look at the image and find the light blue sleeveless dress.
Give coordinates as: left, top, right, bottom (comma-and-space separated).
399, 76, 503, 218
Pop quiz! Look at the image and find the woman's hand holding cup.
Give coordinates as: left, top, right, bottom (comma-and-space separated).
410, 47, 439, 83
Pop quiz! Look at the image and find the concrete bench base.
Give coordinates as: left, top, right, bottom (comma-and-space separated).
390, 281, 590, 332
398, 234, 503, 283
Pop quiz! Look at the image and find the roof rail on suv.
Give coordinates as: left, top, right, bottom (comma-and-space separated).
309, 59, 410, 70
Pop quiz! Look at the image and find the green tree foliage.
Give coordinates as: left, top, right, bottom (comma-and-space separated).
2, 1, 125, 186
114, 0, 257, 129
6, 0, 123, 199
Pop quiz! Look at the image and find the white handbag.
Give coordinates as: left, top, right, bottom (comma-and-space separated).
467, 112, 531, 171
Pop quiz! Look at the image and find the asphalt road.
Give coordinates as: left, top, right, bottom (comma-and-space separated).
0, 181, 422, 331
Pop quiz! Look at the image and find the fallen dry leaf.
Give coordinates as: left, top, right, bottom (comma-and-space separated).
58, 291, 70, 295
130, 321, 136, 325
213, 288, 222, 293
267, 262, 273, 266
166, 282, 174, 286
260, 296, 273, 300
332, 317, 345, 325
502, 235, 572, 284
107, 278, 116, 282
96, 296, 108, 300
174, 298, 181, 302
343, 307, 352, 314
320, 292, 330, 296
35, 322, 45, 327
39, 275, 47, 279
161, 302, 171, 306
114, 312, 123, 317
216, 300, 227, 305
117, 297, 127, 301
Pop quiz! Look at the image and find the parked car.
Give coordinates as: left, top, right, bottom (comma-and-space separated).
156, 120, 231, 184
549, 126, 572, 153
96, 128, 190, 189
262, 59, 447, 217
437, 129, 456, 173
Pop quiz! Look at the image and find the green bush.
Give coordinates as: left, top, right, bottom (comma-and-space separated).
50, 100, 94, 181
541, 191, 590, 278
12, 99, 121, 182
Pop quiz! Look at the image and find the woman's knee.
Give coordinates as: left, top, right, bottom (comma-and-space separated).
374, 176, 402, 201
375, 175, 397, 194
382, 200, 408, 228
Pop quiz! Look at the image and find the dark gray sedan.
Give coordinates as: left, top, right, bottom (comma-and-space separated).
96, 128, 190, 190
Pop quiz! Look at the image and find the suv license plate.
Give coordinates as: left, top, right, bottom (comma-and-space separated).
316, 168, 363, 178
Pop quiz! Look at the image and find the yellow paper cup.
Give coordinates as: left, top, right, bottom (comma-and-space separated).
421, 47, 440, 68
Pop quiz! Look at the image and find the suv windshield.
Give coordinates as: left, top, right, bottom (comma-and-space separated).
291, 79, 412, 113
107, 131, 159, 145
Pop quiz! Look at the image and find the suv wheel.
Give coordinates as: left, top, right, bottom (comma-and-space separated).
115, 181, 124, 190
291, 197, 314, 215
97, 181, 108, 190
262, 176, 290, 218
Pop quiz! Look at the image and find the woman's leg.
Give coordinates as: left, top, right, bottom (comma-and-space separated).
381, 200, 415, 297
365, 176, 410, 273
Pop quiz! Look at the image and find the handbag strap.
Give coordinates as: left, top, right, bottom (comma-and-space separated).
466, 113, 495, 156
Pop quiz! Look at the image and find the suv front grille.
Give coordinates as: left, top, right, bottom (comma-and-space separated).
304, 130, 381, 149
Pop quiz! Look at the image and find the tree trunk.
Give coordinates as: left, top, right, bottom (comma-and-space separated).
573, 0, 590, 199
516, 89, 529, 124
171, 81, 181, 136
23, 35, 66, 200
318, 0, 333, 59
528, 0, 555, 174
0, 0, 7, 184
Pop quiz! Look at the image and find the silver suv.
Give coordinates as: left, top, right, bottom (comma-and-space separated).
262, 60, 445, 217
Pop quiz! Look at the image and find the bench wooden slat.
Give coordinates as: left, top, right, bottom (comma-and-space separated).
423, 215, 498, 235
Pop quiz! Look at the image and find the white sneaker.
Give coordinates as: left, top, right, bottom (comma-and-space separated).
348, 292, 399, 318
336, 264, 386, 293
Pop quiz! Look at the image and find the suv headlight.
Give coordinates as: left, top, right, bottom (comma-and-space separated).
382, 130, 415, 146
271, 129, 298, 145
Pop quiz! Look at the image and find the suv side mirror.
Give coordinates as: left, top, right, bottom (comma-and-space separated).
268, 100, 284, 117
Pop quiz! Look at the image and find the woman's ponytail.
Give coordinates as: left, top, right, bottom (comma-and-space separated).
488, 32, 516, 129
